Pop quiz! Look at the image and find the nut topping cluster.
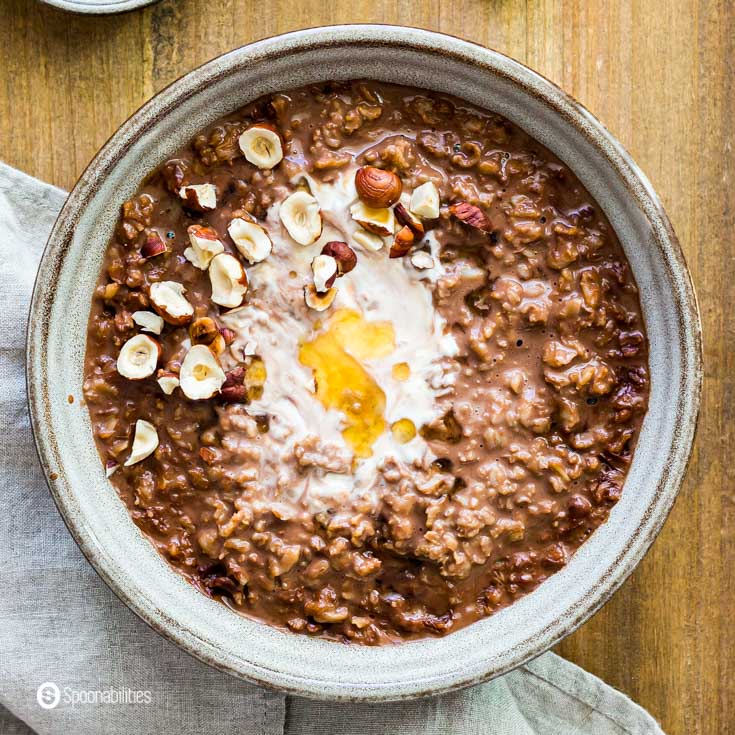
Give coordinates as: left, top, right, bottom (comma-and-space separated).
110, 122, 450, 467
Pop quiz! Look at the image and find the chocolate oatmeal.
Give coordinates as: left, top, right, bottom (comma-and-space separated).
83, 81, 649, 644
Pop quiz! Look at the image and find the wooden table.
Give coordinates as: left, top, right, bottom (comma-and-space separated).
1, 1, 731, 732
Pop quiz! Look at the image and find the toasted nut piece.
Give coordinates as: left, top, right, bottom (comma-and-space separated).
141, 231, 168, 259
409, 181, 441, 219
156, 370, 180, 395
390, 226, 415, 258
227, 365, 247, 384
185, 225, 225, 270
124, 419, 159, 466
219, 327, 236, 345
350, 201, 395, 237
293, 176, 313, 195
149, 281, 194, 325
280, 191, 322, 245
304, 284, 337, 311
220, 384, 248, 403
209, 253, 249, 308
190, 317, 219, 345
116, 334, 161, 380
227, 217, 272, 263
179, 344, 226, 400
179, 183, 217, 212
394, 203, 425, 239
450, 201, 492, 231
238, 123, 284, 169
355, 166, 402, 208
220, 366, 248, 403
132, 310, 164, 335
410, 251, 435, 270
209, 333, 226, 356
105, 459, 119, 478
352, 228, 385, 251
312, 254, 338, 293
321, 241, 357, 275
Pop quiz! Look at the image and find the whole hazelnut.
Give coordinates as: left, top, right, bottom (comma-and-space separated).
321, 241, 357, 275
355, 166, 402, 208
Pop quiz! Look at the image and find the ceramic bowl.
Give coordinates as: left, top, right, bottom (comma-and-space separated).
38, 0, 159, 14
27, 25, 702, 701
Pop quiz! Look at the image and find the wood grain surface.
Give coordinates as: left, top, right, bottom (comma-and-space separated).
1, 1, 732, 732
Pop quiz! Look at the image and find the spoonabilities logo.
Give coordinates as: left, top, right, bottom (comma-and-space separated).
36, 682, 60, 710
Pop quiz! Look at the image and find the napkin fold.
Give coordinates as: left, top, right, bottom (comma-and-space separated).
0, 160, 665, 735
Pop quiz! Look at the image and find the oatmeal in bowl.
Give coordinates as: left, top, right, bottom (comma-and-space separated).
83, 81, 649, 644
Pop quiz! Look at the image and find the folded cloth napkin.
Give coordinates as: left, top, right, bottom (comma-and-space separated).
0, 160, 665, 735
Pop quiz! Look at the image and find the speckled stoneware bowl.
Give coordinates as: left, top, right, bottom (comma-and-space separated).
27, 25, 702, 700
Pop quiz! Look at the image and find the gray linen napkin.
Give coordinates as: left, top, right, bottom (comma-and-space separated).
0, 160, 665, 735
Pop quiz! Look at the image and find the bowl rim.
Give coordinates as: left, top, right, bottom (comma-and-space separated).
38, 0, 160, 15
26, 24, 703, 700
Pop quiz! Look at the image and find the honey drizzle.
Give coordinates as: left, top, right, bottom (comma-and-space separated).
299, 309, 395, 458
